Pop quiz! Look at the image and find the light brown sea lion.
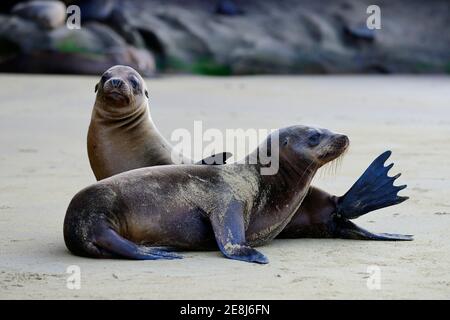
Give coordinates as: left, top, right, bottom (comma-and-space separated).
64, 125, 349, 263
87, 65, 412, 241
87, 65, 229, 180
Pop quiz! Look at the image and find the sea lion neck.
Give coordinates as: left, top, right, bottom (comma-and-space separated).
280, 152, 318, 185
246, 145, 318, 190
243, 153, 319, 246
93, 101, 151, 126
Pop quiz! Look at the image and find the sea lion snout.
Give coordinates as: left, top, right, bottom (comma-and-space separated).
317, 132, 349, 164
102, 77, 131, 104
104, 77, 127, 92
332, 134, 349, 150
109, 78, 124, 89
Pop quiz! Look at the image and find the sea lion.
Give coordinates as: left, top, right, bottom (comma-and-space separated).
87, 65, 230, 180
87, 65, 412, 241
64, 125, 349, 263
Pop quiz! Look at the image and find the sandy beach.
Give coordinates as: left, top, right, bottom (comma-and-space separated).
0, 74, 449, 299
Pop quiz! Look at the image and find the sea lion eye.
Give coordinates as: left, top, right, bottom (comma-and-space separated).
101, 74, 110, 83
129, 77, 139, 89
308, 132, 321, 147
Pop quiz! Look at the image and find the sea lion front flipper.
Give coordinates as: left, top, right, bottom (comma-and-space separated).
197, 152, 233, 165
209, 200, 268, 264
335, 218, 413, 241
336, 150, 409, 219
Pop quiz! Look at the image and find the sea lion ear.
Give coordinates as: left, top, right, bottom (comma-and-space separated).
145, 90, 149, 99
95, 83, 99, 93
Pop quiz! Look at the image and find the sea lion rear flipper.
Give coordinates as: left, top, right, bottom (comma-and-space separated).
209, 200, 268, 264
336, 150, 409, 219
95, 227, 182, 260
197, 152, 233, 165
335, 218, 413, 241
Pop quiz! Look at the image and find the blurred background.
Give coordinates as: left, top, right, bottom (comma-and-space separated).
0, 0, 449, 76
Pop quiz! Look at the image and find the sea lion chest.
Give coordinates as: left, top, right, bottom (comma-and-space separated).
88, 119, 172, 179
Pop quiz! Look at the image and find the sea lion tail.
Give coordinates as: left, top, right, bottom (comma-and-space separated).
335, 150, 409, 219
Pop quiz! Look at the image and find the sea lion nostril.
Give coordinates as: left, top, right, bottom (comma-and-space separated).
110, 78, 123, 88
336, 135, 349, 147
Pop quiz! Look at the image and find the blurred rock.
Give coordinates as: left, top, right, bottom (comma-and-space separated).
127, 0, 449, 74
344, 25, 376, 43
11, 0, 66, 30
68, 0, 116, 21
0, 13, 155, 75
0, 14, 50, 52
215, 0, 244, 16
1, 0, 449, 74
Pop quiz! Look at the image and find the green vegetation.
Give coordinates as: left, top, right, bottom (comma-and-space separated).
55, 38, 88, 53
167, 56, 232, 76
191, 59, 232, 76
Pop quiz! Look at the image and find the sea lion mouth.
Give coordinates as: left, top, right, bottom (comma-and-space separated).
104, 90, 131, 104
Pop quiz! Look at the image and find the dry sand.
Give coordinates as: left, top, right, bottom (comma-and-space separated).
0, 74, 449, 299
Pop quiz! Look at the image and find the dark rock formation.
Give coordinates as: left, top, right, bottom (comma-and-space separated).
11, 0, 66, 29
0, 0, 449, 74
0, 0, 156, 75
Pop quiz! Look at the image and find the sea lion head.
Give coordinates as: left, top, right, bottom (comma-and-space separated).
278, 125, 349, 168
94, 65, 149, 115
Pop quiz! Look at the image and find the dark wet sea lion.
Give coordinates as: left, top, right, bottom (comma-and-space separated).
88, 65, 412, 241
87, 65, 230, 180
64, 125, 349, 263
